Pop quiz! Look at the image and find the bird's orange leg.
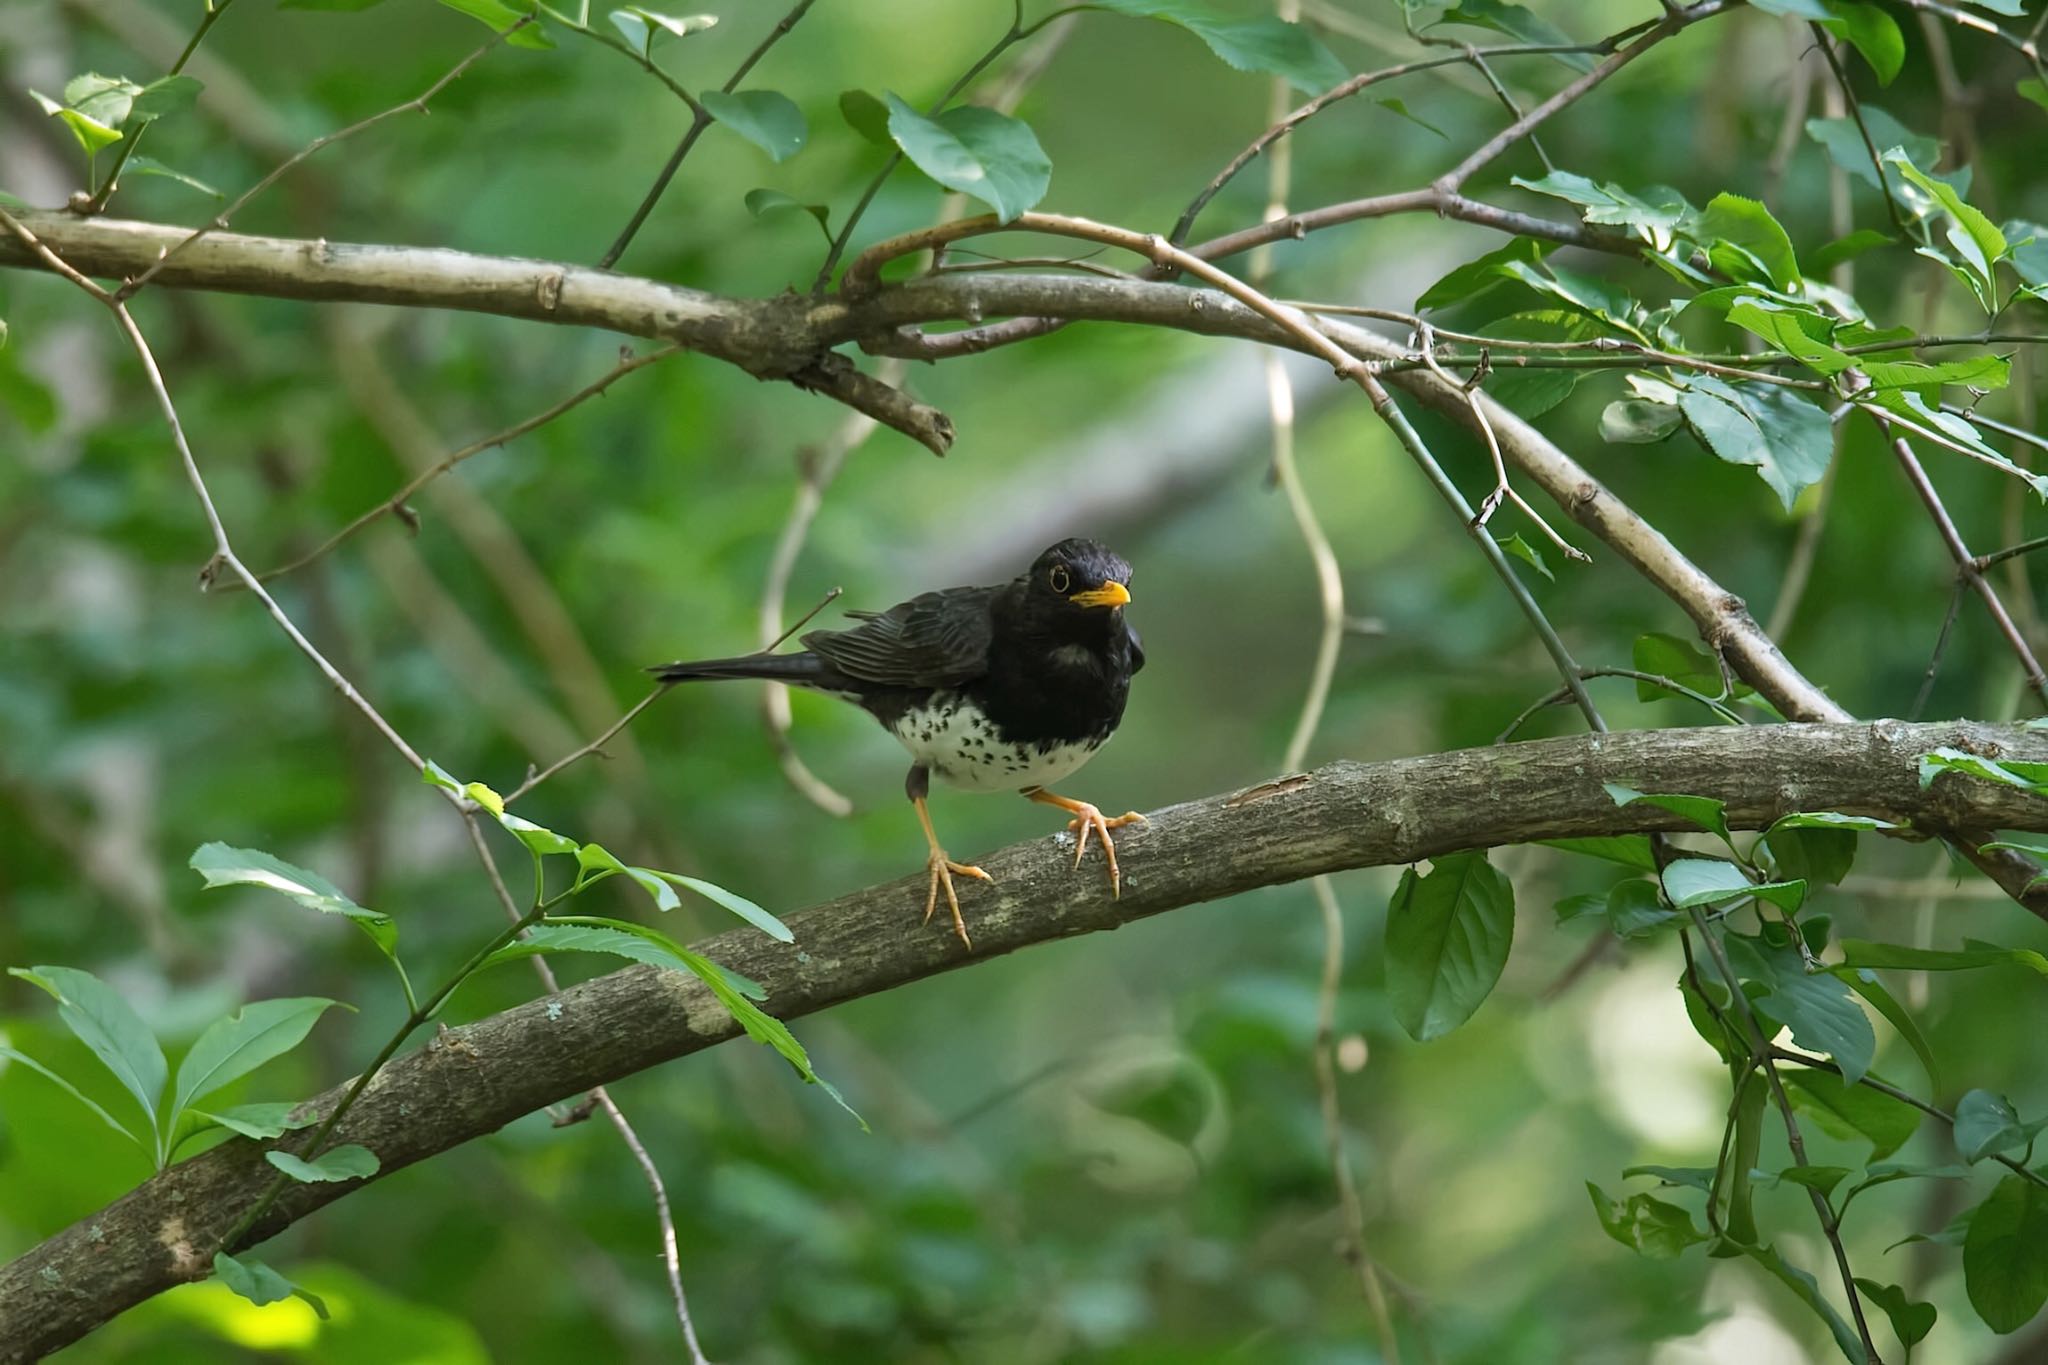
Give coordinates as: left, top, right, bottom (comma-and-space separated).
913, 791, 991, 948
1024, 788, 1146, 898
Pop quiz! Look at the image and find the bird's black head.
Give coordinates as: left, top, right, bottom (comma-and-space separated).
1023, 538, 1133, 617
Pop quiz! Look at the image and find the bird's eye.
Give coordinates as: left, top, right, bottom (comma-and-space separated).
1049, 565, 1071, 594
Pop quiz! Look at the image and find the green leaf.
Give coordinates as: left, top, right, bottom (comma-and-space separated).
1537, 835, 1657, 870
1373, 98, 1446, 139
31, 92, 123, 155
8, 965, 167, 1133
1742, 1242, 1867, 1362
498, 813, 577, 857
1765, 1163, 1853, 1199
1384, 852, 1515, 1041
1807, 108, 1940, 194
1622, 1164, 1717, 1192
1660, 858, 1751, 906
1769, 811, 1899, 833
645, 870, 794, 941
0, 1044, 144, 1145
130, 74, 203, 123
62, 72, 142, 127
1819, 1, 1904, 86
1630, 633, 1727, 703
1839, 969, 1939, 1090
463, 781, 504, 817
190, 1102, 317, 1141
1965, 1176, 2048, 1332
1675, 374, 1834, 512
266, 1142, 379, 1182
278, 0, 392, 9
1600, 398, 1683, 444
1782, 1067, 1920, 1159
1844, 1160, 1970, 1210
1919, 745, 2048, 791
1693, 193, 1801, 291
1838, 938, 2048, 976
1764, 826, 1858, 888
884, 95, 1050, 223
1092, 0, 1349, 93
213, 1251, 294, 1307
701, 89, 806, 163
1888, 149, 2006, 310
1726, 297, 1852, 377
172, 998, 340, 1119
1552, 892, 1605, 925
1438, 0, 1594, 71
744, 187, 831, 242
1495, 532, 1552, 582
1726, 1075, 1766, 1246
1727, 932, 1873, 1083
1747, 0, 1833, 16
838, 89, 893, 145
608, 6, 713, 52
1586, 1182, 1706, 1259
190, 842, 397, 958
1605, 785, 1733, 847
1511, 171, 1691, 248
1953, 1089, 2043, 1163
436, 0, 553, 48
483, 920, 701, 976
1810, 228, 1892, 275
1476, 310, 1601, 418
123, 156, 224, 198
1606, 878, 1680, 939
1415, 237, 1555, 311
1854, 1278, 1936, 1350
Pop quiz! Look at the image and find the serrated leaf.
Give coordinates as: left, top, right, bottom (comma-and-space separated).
1438, 0, 1594, 72
1384, 852, 1514, 1041
8, 965, 166, 1133
645, 870, 793, 941
1694, 193, 1801, 291
130, 74, 202, 123
1415, 237, 1555, 311
1601, 398, 1683, 444
190, 843, 397, 957
1093, 0, 1349, 92
701, 89, 806, 162
1820, 1, 1904, 86
884, 94, 1050, 223
1965, 1176, 2048, 1332
172, 998, 339, 1118
436, 0, 552, 48
1676, 374, 1834, 512
267, 1142, 378, 1182
1888, 150, 2005, 309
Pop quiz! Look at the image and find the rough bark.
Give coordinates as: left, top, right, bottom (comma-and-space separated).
4, 720, 2047, 1360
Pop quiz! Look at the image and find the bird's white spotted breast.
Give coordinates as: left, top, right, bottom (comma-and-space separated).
891, 694, 1104, 792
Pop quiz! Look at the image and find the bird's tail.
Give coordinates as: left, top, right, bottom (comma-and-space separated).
646, 651, 827, 685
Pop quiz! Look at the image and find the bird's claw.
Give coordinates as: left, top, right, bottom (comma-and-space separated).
1065, 805, 1147, 898
924, 852, 993, 948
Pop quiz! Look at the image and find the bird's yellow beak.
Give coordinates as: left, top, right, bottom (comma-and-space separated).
1069, 581, 1131, 609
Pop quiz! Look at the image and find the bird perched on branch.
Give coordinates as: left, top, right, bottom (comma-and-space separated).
649, 539, 1144, 947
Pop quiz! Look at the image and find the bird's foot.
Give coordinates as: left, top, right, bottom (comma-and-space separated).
1064, 804, 1147, 898
923, 850, 993, 948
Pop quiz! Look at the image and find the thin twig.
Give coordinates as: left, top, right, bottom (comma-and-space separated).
253, 343, 681, 583
1876, 415, 2048, 707
85, 0, 242, 211
117, 20, 523, 299
1810, 27, 1913, 241
598, 0, 819, 269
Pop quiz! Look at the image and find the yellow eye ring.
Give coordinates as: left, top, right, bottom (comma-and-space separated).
1049, 565, 1071, 593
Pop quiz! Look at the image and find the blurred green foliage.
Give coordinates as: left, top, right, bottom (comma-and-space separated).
6, 0, 2048, 1360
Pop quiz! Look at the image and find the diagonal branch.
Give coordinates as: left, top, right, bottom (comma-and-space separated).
5, 719, 2048, 1360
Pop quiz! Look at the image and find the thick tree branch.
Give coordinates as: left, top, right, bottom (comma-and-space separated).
6, 720, 2048, 1359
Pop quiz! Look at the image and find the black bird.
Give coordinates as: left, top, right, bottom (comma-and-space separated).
649, 539, 1144, 946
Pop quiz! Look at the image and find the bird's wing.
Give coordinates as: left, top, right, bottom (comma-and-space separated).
802, 586, 996, 687
1127, 621, 1146, 675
